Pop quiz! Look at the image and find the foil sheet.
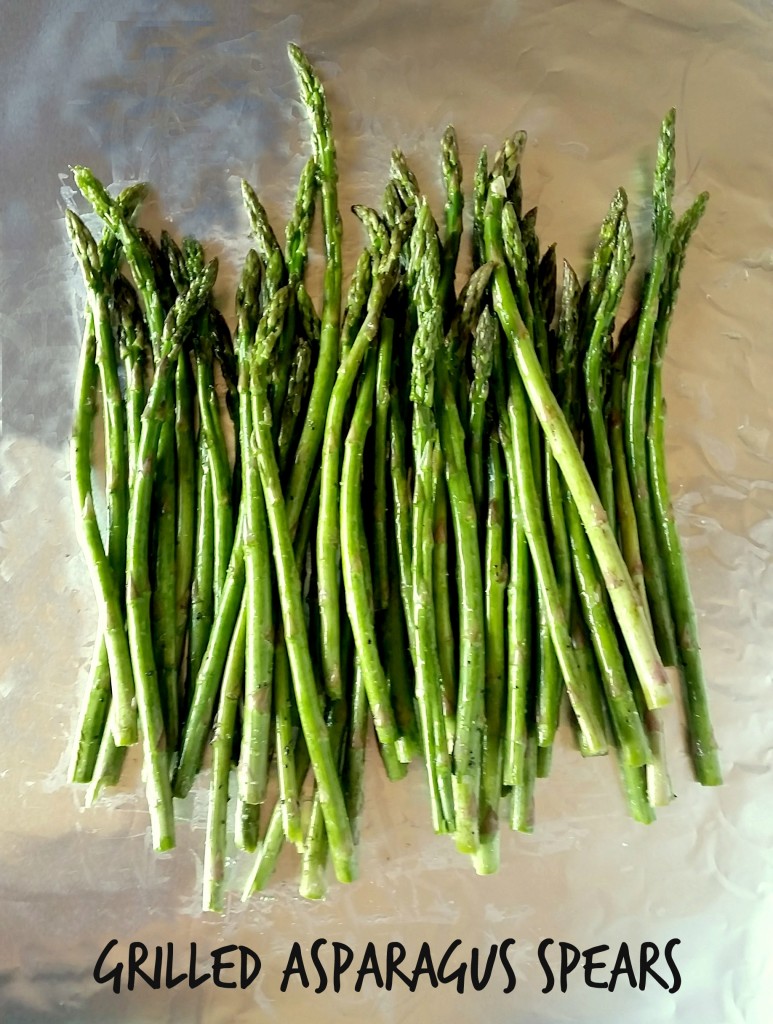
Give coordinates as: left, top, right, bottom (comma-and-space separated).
1, 1, 772, 1020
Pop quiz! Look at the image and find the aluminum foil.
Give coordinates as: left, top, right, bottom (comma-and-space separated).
2, 0, 772, 1020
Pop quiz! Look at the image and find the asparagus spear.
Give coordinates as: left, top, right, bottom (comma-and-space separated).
174, 509, 246, 798
624, 110, 680, 672
285, 44, 343, 537
468, 308, 497, 524
68, 188, 146, 783
72, 173, 184, 748
82, 275, 154, 800
500, 202, 563, 756
564, 493, 650, 766
203, 599, 247, 913
277, 336, 313, 471
168, 327, 196, 723
188, 445, 215, 686
505, 339, 607, 755
186, 240, 234, 608
489, 189, 609, 754
495, 335, 533, 801
432, 455, 457, 749
474, 431, 508, 873
647, 191, 721, 786
340, 250, 373, 359
410, 201, 455, 835
389, 393, 416, 662
286, 156, 318, 282
241, 743, 312, 899
440, 126, 463, 319
610, 318, 652, 624
236, 250, 275, 819
390, 148, 421, 210
611, 316, 672, 805
380, 523, 420, 764
175, 267, 263, 803
128, 229, 180, 750
372, 316, 394, 613
583, 189, 632, 537
341, 349, 400, 750
271, 156, 317, 422
472, 147, 488, 271
273, 472, 323, 848
72, 168, 164, 345
435, 286, 487, 850
353, 205, 389, 257
317, 220, 407, 701
486, 172, 671, 714
66, 210, 137, 750
128, 257, 219, 849
273, 636, 302, 845
251, 286, 356, 884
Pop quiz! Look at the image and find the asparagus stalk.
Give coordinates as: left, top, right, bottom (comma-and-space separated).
474, 431, 508, 873
174, 510, 246, 798
66, 210, 137, 749
274, 474, 323, 848
501, 202, 563, 754
72, 173, 185, 752
486, 175, 671, 714
188, 444, 215, 687
624, 110, 681, 671
495, 338, 533, 797
340, 250, 373, 359
341, 350, 399, 745
583, 190, 632, 537
390, 148, 421, 210
372, 316, 394, 612
410, 201, 455, 835
432, 456, 457, 748
647, 191, 721, 786
187, 265, 233, 606
203, 599, 247, 912
468, 308, 497, 525
277, 336, 313, 470
472, 147, 488, 271
436, 333, 487, 851
72, 168, 164, 346
345, 660, 370, 842
389, 394, 416, 663
564, 493, 650, 766
236, 250, 275, 816
273, 636, 302, 845
83, 275, 156, 799
270, 156, 317, 421
285, 44, 343, 536
173, 348, 196, 706
380, 523, 420, 763
610, 318, 652, 625
241, 743, 312, 899
251, 286, 356, 884
68, 190, 146, 783
128, 257, 219, 849
504, 342, 607, 754
160, 235, 196, 750
440, 125, 463, 318
610, 317, 672, 804
317, 220, 406, 700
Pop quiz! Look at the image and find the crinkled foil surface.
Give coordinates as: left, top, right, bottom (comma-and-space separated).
1, 1, 772, 1021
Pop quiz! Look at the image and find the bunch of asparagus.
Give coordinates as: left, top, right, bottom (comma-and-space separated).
66, 45, 720, 910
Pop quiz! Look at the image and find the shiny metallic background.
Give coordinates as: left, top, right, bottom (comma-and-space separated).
1, 1, 772, 1021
